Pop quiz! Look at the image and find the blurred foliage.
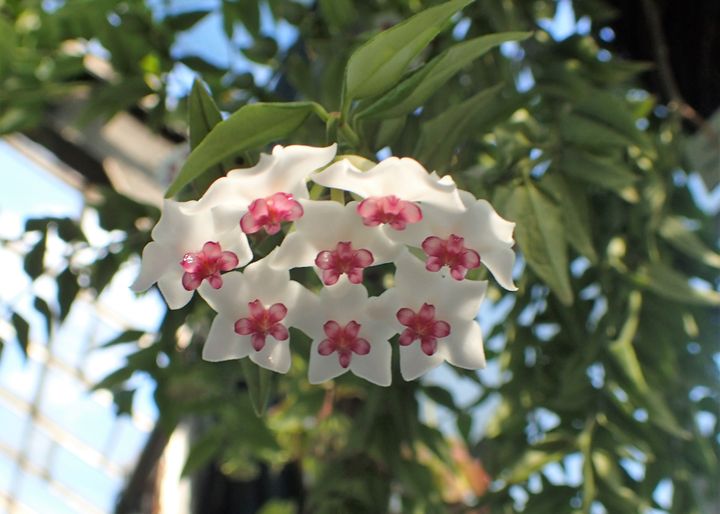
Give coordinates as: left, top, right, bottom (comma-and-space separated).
1, 0, 718, 513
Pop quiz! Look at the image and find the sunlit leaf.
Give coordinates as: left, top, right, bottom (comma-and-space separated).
166, 102, 316, 197
507, 182, 573, 305
357, 31, 530, 119
343, 0, 473, 102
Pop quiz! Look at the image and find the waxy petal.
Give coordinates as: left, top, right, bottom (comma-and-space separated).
197, 144, 337, 209
312, 157, 465, 212
204, 314, 252, 361
272, 200, 400, 276
132, 199, 252, 309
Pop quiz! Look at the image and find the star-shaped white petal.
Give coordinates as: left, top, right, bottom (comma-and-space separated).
198, 253, 317, 373
393, 190, 517, 290
270, 200, 401, 283
131, 199, 252, 309
296, 281, 394, 386
311, 157, 465, 212
199, 144, 337, 207
375, 251, 488, 381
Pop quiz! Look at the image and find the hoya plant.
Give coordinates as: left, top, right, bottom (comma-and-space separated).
1, 0, 718, 513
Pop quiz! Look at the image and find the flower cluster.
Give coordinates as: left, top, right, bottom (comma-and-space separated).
132, 145, 517, 386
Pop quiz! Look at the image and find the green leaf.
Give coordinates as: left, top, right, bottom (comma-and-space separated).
92, 366, 135, 391
240, 359, 274, 416
423, 385, 458, 411
113, 389, 135, 416
357, 32, 531, 119
506, 182, 573, 305
33, 297, 53, 339
238, 0, 261, 37
559, 148, 638, 193
559, 113, 632, 150
188, 79, 223, 151
633, 262, 720, 306
318, 0, 357, 31
541, 174, 598, 264
343, 0, 473, 102
503, 449, 566, 483
416, 84, 525, 169
164, 10, 210, 32
101, 329, 146, 348
24, 233, 46, 278
574, 89, 654, 156
608, 291, 647, 391
56, 268, 80, 321
166, 102, 316, 198
11, 313, 30, 357
658, 216, 720, 269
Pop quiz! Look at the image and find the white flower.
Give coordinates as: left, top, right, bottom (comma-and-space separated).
311, 157, 464, 232
374, 251, 488, 381
295, 280, 394, 386
131, 199, 252, 309
195, 144, 337, 236
198, 254, 317, 373
270, 200, 401, 286
393, 190, 517, 289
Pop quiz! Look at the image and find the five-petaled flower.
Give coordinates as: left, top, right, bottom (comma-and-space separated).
295, 280, 394, 386
374, 251, 488, 381
131, 199, 251, 309
198, 253, 316, 373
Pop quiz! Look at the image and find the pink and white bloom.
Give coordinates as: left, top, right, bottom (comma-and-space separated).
311, 157, 464, 232
196, 144, 337, 235
270, 200, 401, 286
375, 251, 488, 380
394, 191, 517, 290
131, 199, 252, 309
295, 281, 394, 386
198, 254, 317, 373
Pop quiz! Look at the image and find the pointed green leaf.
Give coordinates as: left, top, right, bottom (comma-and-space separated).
188, 79, 223, 150
608, 291, 647, 390
164, 10, 210, 32
503, 449, 567, 483
11, 313, 30, 357
101, 329, 146, 348
559, 113, 631, 150
240, 359, 274, 416
344, 0, 473, 102
358, 32, 531, 119
634, 262, 720, 306
541, 174, 598, 263
24, 233, 46, 279
415, 84, 525, 169
33, 297, 53, 339
507, 183, 573, 305
559, 148, 638, 193
574, 89, 655, 156
166, 102, 316, 198
658, 216, 720, 269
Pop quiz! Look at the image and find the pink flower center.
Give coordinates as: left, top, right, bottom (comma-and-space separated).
234, 299, 289, 351
356, 195, 422, 230
314, 242, 374, 286
240, 192, 303, 235
317, 320, 371, 368
180, 241, 239, 291
421, 234, 480, 280
396, 303, 451, 356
